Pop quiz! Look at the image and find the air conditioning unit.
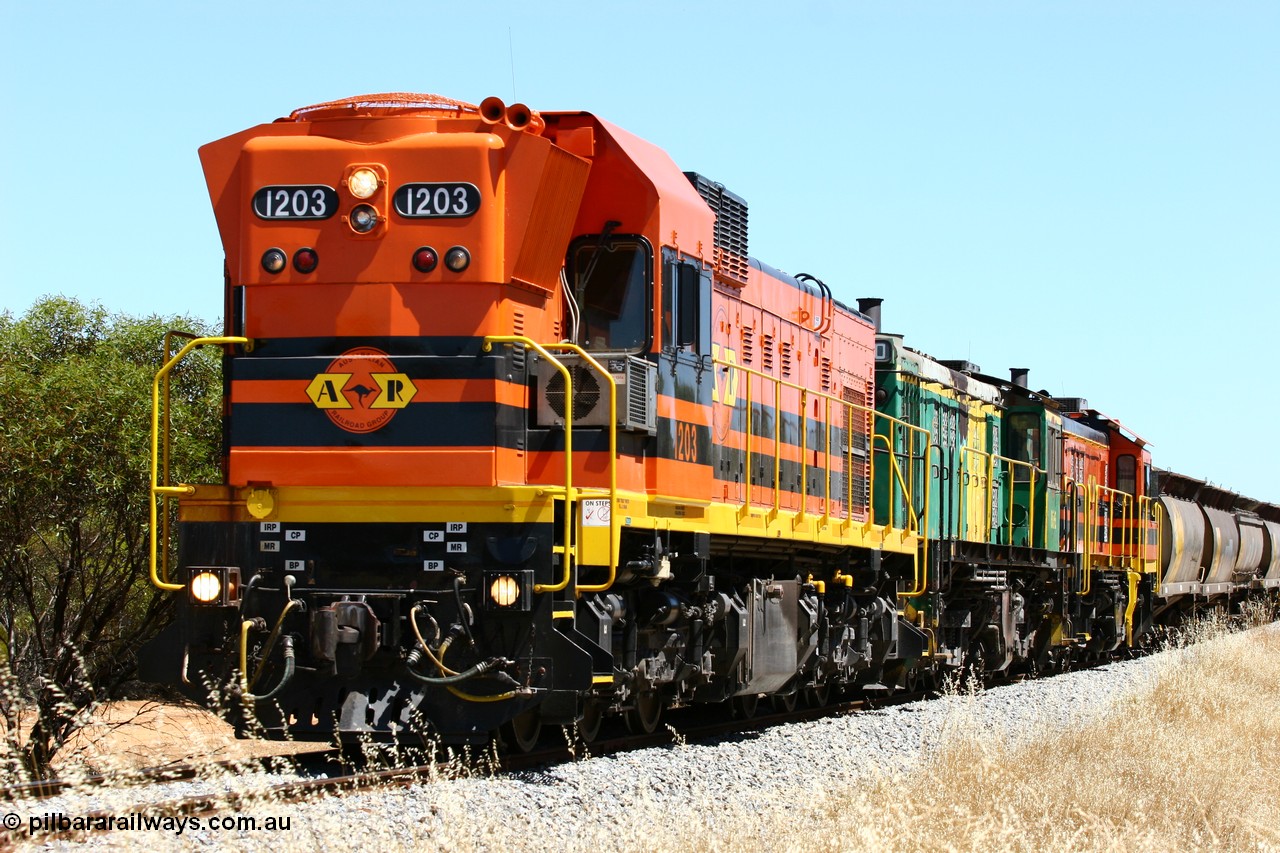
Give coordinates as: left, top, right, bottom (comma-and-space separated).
534, 354, 656, 435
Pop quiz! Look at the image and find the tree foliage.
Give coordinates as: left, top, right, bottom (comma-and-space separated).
0, 297, 222, 775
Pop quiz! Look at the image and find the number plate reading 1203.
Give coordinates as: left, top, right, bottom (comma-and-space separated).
393, 183, 481, 218
252, 185, 339, 220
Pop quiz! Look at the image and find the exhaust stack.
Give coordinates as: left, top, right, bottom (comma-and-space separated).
857, 297, 883, 332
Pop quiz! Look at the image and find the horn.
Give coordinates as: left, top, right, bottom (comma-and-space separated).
505, 102, 532, 130
479, 96, 506, 125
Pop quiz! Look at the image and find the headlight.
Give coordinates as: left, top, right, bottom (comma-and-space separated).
347, 167, 380, 199
350, 204, 380, 234
490, 575, 520, 607
187, 566, 241, 606
190, 571, 222, 603
485, 570, 532, 611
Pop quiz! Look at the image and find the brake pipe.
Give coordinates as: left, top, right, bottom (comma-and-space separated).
407, 605, 523, 702
239, 620, 297, 703
250, 598, 303, 689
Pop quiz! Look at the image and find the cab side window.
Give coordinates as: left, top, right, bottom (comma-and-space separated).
662, 257, 709, 355
1008, 412, 1041, 481
572, 237, 652, 353
1117, 454, 1137, 496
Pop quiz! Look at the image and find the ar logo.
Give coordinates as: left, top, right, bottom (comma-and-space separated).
305, 346, 416, 433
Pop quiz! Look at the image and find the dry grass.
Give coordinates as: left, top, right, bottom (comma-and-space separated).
824, 621, 1280, 852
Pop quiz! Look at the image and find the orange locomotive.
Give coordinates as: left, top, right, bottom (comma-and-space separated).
143, 94, 926, 745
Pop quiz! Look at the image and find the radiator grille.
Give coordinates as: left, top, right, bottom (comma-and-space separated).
684, 172, 749, 285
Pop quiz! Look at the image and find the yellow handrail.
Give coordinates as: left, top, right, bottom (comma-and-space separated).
989, 453, 1038, 548
772, 378, 782, 518
797, 388, 809, 523
821, 396, 833, 526
1063, 477, 1086, 595
873, 433, 932, 598
483, 336, 581, 594
1080, 477, 1096, 595
712, 356, 930, 594
149, 335, 249, 592
907, 440, 934, 599
716, 357, 923, 527
872, 433, 921, 536
1091, 482, 1137, 570
158, 331, 198, 586
1152, 499, 1162, 591
741, 363, 755, 517
543, 343, 619, 595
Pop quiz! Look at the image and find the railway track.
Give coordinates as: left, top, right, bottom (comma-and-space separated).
0, 749, 341, 803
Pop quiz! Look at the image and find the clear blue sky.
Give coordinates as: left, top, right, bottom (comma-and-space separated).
2, 1, 1276, 500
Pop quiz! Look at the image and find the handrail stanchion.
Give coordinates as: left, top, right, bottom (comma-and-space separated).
538, 342, 618, 595
483, 336, 578, 594
150, 335, 250, 592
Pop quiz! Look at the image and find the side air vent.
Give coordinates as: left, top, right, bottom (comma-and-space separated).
684, 172, 749, 286
544, 365, 600, 419
535, 354, 657, 435
511, 311, 526, 371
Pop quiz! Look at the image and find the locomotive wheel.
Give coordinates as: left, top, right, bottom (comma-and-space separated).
804, 682, 830, 708
625, 691, 663, 735
771, 692, 797, 713
501, 708, 542, 753
577, 700, 605, 745
733, 693, 760, 720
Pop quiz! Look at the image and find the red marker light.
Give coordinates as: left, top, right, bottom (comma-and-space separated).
413, 246, 439, 273
293, 247, 319, 274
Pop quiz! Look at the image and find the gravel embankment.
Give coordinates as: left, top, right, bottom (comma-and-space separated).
13, 639, 1202, 850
